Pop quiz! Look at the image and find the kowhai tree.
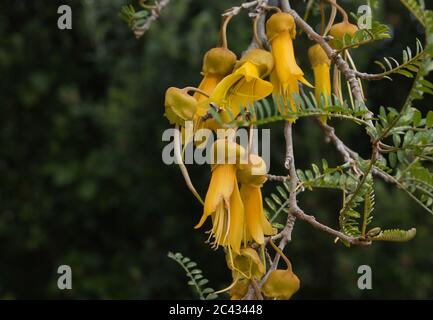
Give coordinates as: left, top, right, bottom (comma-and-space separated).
123, 0, 433, 299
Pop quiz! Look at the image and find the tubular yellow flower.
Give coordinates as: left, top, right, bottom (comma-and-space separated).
195, 140, 247, 254
194, 47, 237, 112
308, 44, 331, 124
210, 49, 274, 118
266, 13, 312, 119
270, 69, 300, 115
192, 48, 237, 139
238, 154, 275, 245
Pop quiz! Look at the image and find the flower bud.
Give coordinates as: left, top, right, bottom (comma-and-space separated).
212, 139, 246, 165
308, 44, 331, 68
266, 12, 296, 42
202, 47, 237, 76
329, 21, 359, 41
237, 49, 274, 77
262, 268, 300, 300
237, 154, 267, 186
164, 87, 197, 126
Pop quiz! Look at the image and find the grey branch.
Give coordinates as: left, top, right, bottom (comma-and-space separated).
317, 119, 397, 183
266, 174, 290, 182
134, 0, 170, 39
316, 119, 355, 163
222, 1, 260, 17
293, 207, 371, 246
228, 0, 271, 51
354, 70, 387, 81
263, 123, 298, 280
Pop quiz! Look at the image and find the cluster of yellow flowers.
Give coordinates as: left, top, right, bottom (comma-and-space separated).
164, 10, 359, 300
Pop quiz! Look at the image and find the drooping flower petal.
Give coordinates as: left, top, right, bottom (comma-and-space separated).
192, 47, 237, 134
237, 154, 275, 245
240, 184, 274, 245
270, 70, 299, 119
313, 64, 331, 116
272, 31, 303, 82
210, 50, 274, 119
308, 44, 332, 123
266, 13, 312, 121
210, 72, 245, 107
194, 74, 224, 104
228, 176, 245, 254
196, 164, 236, 229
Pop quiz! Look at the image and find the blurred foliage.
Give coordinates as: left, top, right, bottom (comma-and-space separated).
0, 0, 432, 299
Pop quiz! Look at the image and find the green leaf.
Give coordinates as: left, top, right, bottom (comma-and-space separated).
202, 288, 215, 294
393, 134, 401, 147
133, 10, 149, 19
413, 109, 422, 126
397, 69, 415, 78
190, 269, 202, 274
168, 252, 217, 300
426, 111, 433, 127
389, 153, 397, 168
198, 279, 209, 286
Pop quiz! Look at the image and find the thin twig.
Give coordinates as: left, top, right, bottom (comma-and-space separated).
263, 122, 298, 279
251, 280, 264, 300
223, 1, 259, 17
293, 207, 371, 246
174, 125, 204, 205
317, 118, 409, 186
134, 0, 170, 39
316, 119, 354, 163
266, 174, 290, 182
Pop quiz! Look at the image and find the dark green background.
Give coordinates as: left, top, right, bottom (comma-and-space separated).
0, 0, 432, 299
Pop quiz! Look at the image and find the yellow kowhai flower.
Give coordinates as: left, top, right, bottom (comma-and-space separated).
195, 140, 247, 254
266, 12, 312, 118
308, 44, 332, 124
191, 47, 237, 144
210, 48, 274, 119
194, 47, 237, 105
164, 87, 197, 126
328, 21, 359, 104
238, 154, 275, 245
194, 47, 237, 124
